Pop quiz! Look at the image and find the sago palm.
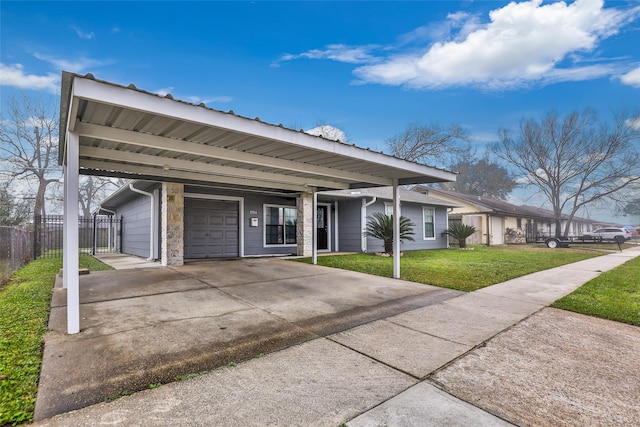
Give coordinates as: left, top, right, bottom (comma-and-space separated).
364, 212, 415, 254
442, 222, 477, 248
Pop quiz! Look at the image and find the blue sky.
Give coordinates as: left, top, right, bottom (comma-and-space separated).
2, 0, 640, 220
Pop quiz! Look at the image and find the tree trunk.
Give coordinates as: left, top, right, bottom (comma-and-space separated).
384, 239, 393, 254
459, 238, 467, 249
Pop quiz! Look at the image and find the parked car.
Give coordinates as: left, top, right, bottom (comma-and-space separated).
583, 228, 631, 241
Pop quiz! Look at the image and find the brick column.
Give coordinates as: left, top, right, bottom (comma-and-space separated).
296, 192, 313, 257
161, 183, 184, 266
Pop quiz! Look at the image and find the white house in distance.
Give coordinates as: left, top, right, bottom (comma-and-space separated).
414, 187, 595, 245
58, 72, 457, 334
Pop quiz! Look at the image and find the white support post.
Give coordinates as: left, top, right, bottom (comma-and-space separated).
63, 163, 68, 289
393, 180, 401, 279
312, 189, 318, 265
333, 201, 339, 252
64, 131, 80, 334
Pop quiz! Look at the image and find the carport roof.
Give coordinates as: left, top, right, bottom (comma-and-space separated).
59, 72, 456, 193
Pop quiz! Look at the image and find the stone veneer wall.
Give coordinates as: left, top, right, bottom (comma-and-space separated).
161, 183, 184, 266
296, 192, 313, 257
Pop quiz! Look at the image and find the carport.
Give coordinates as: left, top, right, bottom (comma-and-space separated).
59, 72, 456, 334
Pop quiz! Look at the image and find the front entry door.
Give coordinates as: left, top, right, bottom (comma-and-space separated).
316, 205, 328, 250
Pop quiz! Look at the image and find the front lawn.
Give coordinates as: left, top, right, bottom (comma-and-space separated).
0, 256, 111, 426
551, 255, 640, 326
295, 245, 603, 292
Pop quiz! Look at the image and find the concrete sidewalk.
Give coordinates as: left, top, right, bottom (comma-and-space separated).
33, 247, 640, 426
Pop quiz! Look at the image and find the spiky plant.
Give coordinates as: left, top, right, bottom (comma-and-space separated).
442, 222, 477, 248
364, 212, 415, 254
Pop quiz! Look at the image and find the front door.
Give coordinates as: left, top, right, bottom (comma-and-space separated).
316, 205, 329, 251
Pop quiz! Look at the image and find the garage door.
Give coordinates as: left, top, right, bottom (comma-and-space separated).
185, 198, 239, 258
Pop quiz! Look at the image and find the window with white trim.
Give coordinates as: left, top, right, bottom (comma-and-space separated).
423, 207, 435, 239
264, 205, 297, 246
384, 202, 399, 216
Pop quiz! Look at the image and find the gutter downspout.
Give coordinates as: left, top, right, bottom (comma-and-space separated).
446, 208, 453, 248
361, 196, 377, 252
486, 214, 491, 246
129, 183, 155, 261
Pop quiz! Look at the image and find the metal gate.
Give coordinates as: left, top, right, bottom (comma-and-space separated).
33, 214, 122, 259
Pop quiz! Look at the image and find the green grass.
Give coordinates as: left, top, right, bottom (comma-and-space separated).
551, 255, 640, 326
296, 245, 603, 292
0, 256, 111, 426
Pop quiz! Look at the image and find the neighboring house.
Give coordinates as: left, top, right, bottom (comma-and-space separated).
99, 183, 460, 259
412, 187, 596, 245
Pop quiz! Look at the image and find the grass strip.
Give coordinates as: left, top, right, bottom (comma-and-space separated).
294, 245, 603, 292
0, 256, 111, 426
551, 255, 640, 326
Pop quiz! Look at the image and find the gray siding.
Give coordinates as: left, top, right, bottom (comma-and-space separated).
401, 203, 449, 250
336, 199, 362, 252
118, 195, 152, 258
244, 194, 297, 256
328, 198, 451, 253
185, 187, 297, 256
113, 184, 450, 260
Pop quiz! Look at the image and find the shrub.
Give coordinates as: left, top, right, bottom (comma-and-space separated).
443, 222, 477, 248
364, 212, 415, 254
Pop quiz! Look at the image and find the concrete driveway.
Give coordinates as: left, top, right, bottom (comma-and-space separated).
35, 257, 462, 420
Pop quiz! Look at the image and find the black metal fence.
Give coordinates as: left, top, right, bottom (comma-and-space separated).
33, 214, 122, 259
0, 226, 33, 286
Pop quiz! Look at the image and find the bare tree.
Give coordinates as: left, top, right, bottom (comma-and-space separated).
79, 176, 128, 218
0, 94, 61, 218
387, 122, 468, 167
493, 109, 640, 238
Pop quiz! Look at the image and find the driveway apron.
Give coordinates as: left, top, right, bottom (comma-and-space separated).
34, 258, 461, 420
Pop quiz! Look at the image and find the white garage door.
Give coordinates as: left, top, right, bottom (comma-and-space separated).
185, 198, 239, 258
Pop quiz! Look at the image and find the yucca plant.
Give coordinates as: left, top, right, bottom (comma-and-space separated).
442, 222, 477, 248
364, 212, 415, 254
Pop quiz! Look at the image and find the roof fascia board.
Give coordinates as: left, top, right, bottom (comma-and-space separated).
80, 160, 310, 192
79, 146, 349, 190
70, 76, 456, 183
75, 122, 392, 186
60, 76, 80, 166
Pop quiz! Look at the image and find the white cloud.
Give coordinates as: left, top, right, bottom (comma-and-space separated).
71, 26, 95, 40
33, 52, 110, 73
305, 125, 347, 142
620, 66, 640, 88
154, 87, 174, 97
276, 44, 379, 66
354, 0, 637, 90
626, 117, 640, 130
154, 87, 233, 105
0, 63, 59, 93
185, 95, 233, 105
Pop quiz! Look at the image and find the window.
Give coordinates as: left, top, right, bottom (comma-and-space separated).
423, 207, 435, 239
384, 202, 399, 216
265, 205, 297, 245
